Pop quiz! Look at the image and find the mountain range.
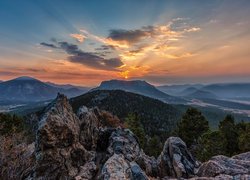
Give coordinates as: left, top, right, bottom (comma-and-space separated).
0, 76, 89, 103
158, 83, 250, 100
1, 76, 250, 118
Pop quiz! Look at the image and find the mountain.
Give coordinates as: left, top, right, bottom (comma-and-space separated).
70, 90, 181, 136
46, 81, 90, 91
186, 89, 218, 99
157, 84, 204, 96
179, 87, 199, 96
0, 76, 87, 103
0, 80, 3, 83
93, 79, 185, 103
201, 83, 250, 99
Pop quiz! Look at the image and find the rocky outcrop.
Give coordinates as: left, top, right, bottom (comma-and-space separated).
136, 151, 158, 177
35, 94, 92, 179
77, 106, 100, 151
2, 93, 249, 180
100, 128, 149, 179
157, 137, 200, 178
197, 152, 250, 178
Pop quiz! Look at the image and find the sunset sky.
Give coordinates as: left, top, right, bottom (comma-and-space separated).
0, 0, 250, 86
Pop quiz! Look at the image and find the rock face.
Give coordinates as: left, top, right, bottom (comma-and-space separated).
2, 93, 249, 179
100, 128, 149, 180
157, 137, 200, 178
197, 152, 250, 178
0, 142, 35, 179
35, 94, 92, 178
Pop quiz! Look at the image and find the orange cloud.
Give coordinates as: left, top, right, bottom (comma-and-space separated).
70, 34, 86, 43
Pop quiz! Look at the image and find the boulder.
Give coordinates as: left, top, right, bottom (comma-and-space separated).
197, 152, 250, 177
157, 137, 200, 178
101, 153, 132, 179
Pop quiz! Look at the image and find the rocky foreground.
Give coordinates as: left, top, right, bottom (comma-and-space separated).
1, 94, 250, 180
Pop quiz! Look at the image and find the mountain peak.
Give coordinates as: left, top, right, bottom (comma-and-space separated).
93, 79, 185, 104
100, 79, 148, 85
13, 76, 38, 81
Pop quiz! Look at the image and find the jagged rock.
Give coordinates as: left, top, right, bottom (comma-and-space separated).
0, 142, 35, 179
107, 128, 141, 162
77, 106, 121, 151
75, 161, 97, 180
136, 151, 158, 177
130, 161, 148, 180
157, 137, 200, 178
197, 152, 250, 177
232, 151, 250, 161
101, 153, 132, 179
34, 94, 92, 179
78, 106, 100, 151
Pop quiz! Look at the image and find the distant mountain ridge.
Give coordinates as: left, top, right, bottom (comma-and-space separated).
158, 82, 250, 100
201, 83, 250, 99
0, 76, 88, 103
157, 84, 204, 96
93, 79, 185, 104
186, 90, 217, 99
46, 81, 90, 91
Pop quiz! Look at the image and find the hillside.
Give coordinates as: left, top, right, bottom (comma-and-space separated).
70, 90, 181, 136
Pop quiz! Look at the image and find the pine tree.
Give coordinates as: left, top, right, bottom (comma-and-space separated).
219, 115, 239, 156
177, 108, 209, 147
125, 113, 146, 147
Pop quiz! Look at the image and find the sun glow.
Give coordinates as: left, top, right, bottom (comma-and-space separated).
120, 70, 129, 79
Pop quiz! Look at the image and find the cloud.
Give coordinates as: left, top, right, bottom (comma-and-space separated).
95, 45, 115, 51
42, 40, 124, 70
40, 42, 58, 48
70, 33, 86, 43
108, 29, 149, 44
184, 27, 201, 32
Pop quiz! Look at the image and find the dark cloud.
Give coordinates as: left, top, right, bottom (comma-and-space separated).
25, 68, 48, 73
41, 40, 123, 70
95, 45, 115, 51
40, 42, 58, 48
108, 29, 149, 44
94, 51, 112, 57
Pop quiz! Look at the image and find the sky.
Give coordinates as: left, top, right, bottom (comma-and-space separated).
0, 0, 250, 86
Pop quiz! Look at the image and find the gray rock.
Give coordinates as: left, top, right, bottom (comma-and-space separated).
34, 94, 91, 179
78, 106, 100, 151
130, 161, 148, 180
0, 142, 35, 180
136, 151, 158, 177
101, 153, 132, 180
157, 137, 199, 178
107, 128, 141, 162
197, 153, 250, 177
75, 161, 97, 180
